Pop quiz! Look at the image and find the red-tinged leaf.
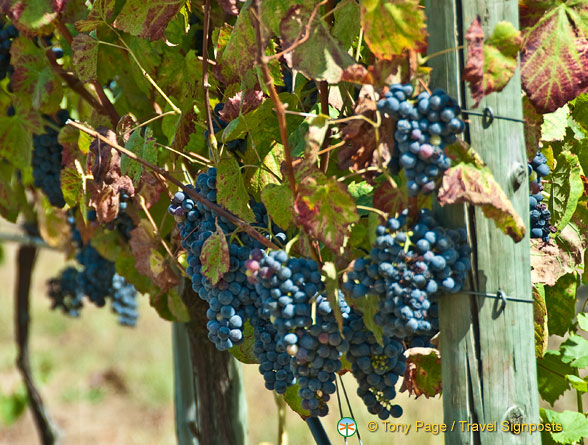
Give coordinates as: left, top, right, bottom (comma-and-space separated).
61, 166, 84, 208
533, 284, 548, 358
260, 183, 293, 230
401, 348, 442, 399
341, 64, 374, 84
129, 221, 180, 292
2, 0, 64, 35
521, 2, 588, 113
218, 0, 239, 16
523, 96, 544, 158
200, 221, 230, 286
113, 0, 185, 41
293, 166, 359, 252
0, 109, 41, 170
464, 17, 522, 107
360, 0, 427, 60
10, 38, 63, 113
218, 88, 265, 122
438, 163, 526, 242
279, 5, 356, 83
217, 154, 255, 222
444, 139, 485, 168
76, 0, 115, 32
0, 162, 24, 223
88, 127, 135, 223
137, 172, 164, 209
71, 33, 99, 83
373, 181, 409, 216
338, 88, 394, 180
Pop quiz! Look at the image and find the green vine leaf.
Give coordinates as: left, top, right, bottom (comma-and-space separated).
217, 154, 256, 223
323, 262, 343, 333
260, 183, 293, 230
541, 105, 569, 142
293, 167, 359, 252
282, 383, 309, 418
121, 128, 157, 186
113, 0, 185, 40
549, 151, 584, 234
560, 334, 588, 369
438, 163, 526, 242
229, 322, 257, 364
60, 167, 84, 208
3, 0, 59, 34
464, 17, 522, 107
279, 5, 356, 83
541, 409, 588, 444
0, 110, 41, 171
544, 273, 578, 337
351, 294, 383, 346
200, 220, 230, 286
360, 0, 426, 60
520, 1, 588, 113
0, 162, 23, 223
76, 0, 115, 32
537, 350, 574, 406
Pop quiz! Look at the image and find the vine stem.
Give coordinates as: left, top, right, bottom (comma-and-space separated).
122, 110, 178, 137
55, 18, 120, 126
67, 120, 280, 250
250, 0, 297, 196
202, 0, 219, 164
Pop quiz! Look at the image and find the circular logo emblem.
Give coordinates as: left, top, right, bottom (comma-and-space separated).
337, 417, 357, 437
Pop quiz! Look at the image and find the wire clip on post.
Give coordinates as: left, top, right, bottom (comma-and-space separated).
463, 288, 534, 306
461, 106, 525, 129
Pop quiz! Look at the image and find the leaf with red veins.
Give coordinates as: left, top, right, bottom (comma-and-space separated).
76, 0, 115, 32
129, 221, 180, 292
372, 181, 409, 216
218, 88, 265, 122
338, 89, 394, 180
88, 127, 135, 223
464, 17, 522, 107
521, 2, 588, 113
113, 0, 185, 41
438, 163, 526, 242
1, 0, 65, 35
200, 220, 230, 286
72, 34, 99, 83
293, 165, 359, 253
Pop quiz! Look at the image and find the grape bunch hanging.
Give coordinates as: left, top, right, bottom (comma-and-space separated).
528, 152, 555, 242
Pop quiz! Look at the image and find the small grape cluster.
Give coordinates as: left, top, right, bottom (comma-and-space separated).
112, 274, 139, 327
528, 152, 555, 242
0, 23, 18, 81
292, 294, 349, 417
344, 209, 471, 339
377, 84, 464, 195
344, 309, 405, 420
205, 103, 247, 155
48, 267, 84, 317
32, 110, 70, 208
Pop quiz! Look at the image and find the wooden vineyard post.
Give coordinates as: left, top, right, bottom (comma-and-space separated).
425, 1, 541, 444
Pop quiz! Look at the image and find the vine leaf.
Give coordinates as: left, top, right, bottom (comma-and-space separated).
437, 163, 526, 242
76, 0, 115, 32
11, 38, 63, 113
71, 34, 99, 83
229, 322, 257, 364
533, 284, 548, 358
121, 128, 157, 187
332, 0, 361, 51
113, 0, 185, 40
541, 105, 569, 142
360, 0, 427, 60
60, 167, 84, 208
339, 90, 394, 178
464, 17, 522, 107
560, 334, 588, 369
200, 220, 230, 287
0, 110, 41, 170
544, 273, 578, 337
0, 163, 23, 223
549, 151, 584, 234
293, 166, 359, 252
279, 5, 356, 83
218, 89, 265, 122
401, 348, 442, 399
350, 294, 383, 346
541, 409, 588, 444
128, 221, 180, 292
260, 0, 315, 36
537, 350, 574, 406
260, 183, 293, 230
520, 1, 588, 113
323, 262, 344, 333
578, 313, 588, 332
296, 115, 329, 171
282, 384, 309, 418
1, 0, 62, 34
217, 154, 256, 223
523, 96, 544, 158
36, 197, 70, 248
373, 181, 409, 217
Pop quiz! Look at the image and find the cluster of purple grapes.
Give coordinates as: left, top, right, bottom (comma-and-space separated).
528, 152, 555, 242
32, 110, 70, 208
168, 169, 286, 351
344, 209, 471, 339
377, 85, 465, 195
0, 22, 18, 81
205, 103, 247, 155
47, 215, 139, 326
344, 310, 405, 419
